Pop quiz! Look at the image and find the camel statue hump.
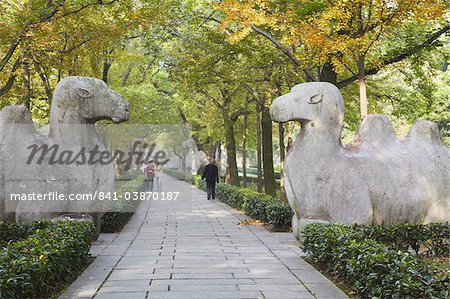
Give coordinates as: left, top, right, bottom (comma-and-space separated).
407, 120, 444, 145
0, 105, 38, 143
350, 114, 398, 149
0, 105, 33, 125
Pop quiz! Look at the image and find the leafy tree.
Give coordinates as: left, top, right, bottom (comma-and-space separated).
217, 0, 449, 118
0, 0, 177, 122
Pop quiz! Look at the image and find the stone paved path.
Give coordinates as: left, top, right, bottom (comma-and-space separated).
60, 175, 348, 299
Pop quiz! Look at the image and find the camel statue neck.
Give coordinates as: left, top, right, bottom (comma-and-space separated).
49, 100, 99, 147
298, 117, 343, 154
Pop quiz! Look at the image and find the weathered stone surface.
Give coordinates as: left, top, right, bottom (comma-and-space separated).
270, 82, 450, 238
0, 77, 129, 237
0, 105, 44, 221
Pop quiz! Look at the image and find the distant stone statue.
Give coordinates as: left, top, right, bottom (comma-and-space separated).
182, 138, 207, 174
270, 82, 450, 238
0, 77, 129, 237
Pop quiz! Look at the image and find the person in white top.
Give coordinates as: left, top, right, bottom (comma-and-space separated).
154, 164, 163, 191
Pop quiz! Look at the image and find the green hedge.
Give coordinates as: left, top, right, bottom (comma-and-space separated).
241, 189, 273, 221
265, 201, 293, 228
352, 222, 449, 256
163, 168, 192, 181
216, 184, 245, 209
0, 221, 53, 248
0, 220, 95, 299
303, 223, 450, 298
190, 175, 292, 229
101, 178, 146, 233
190, 175, 206, 190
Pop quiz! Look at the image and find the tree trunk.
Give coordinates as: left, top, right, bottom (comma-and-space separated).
121, 63, 134, 86
22, 49, 31, 110
256, 102, 263, 193
358, 55, 368, 119
242, 97, 248, 188
0, 57, 21, 97
208, 143, 218, 159
319, 61, 337, 85
39, 72, 52, 103
33, 60, 52, 104
287, 123, 294, 152
57, 68, 62, 82
102, 59, 112, 84
225, 122, 240, 186
262, 105, 276, 197
217, 143, 222, 178
278, 123, 288, 202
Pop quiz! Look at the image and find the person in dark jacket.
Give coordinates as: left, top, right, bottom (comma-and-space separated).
202, 158, 219, 200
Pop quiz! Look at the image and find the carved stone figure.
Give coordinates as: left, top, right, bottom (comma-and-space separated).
0, 105, 45, 221
182, 138, 208, 174
270, 82, 450, 238
0, 77, 129, 237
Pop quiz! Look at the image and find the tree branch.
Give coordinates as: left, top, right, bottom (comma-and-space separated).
199, 89, 223, 109
0, 58, 21, 97
243, 83, 264, 105
59, 0, 118, 19
30, 53, 53, 102
39, 38, 93, 53
0, 38, 22, 73
337, 25, 450, 88
251, 25, 316, 81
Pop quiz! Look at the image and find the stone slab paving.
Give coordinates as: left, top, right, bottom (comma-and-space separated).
60, 175, 348, 299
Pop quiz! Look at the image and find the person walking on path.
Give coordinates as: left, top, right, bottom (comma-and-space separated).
202, 158, 219, 200
154, 164, 163, 191
143, 161, 155, 191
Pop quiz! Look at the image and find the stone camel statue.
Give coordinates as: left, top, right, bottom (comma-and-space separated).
0, 77, 129, 237
270, 82, 450, 238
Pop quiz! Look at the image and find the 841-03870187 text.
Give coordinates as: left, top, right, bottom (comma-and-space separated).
97, 191, 180, 201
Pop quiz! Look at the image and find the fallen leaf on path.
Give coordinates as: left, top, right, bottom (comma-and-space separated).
237, 220, 265, 226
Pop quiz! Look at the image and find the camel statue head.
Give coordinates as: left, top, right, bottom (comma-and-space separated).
51, 77, 129, 124
270, 82, 344, 128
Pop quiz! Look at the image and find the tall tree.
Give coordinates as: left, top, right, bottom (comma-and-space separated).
217, 0, 449, 118
0, 0, 177, 119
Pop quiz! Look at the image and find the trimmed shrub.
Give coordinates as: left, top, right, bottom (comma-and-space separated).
0, 220, 95, 299
352, 222, 450, 256
216, 184, 244, 209
303, 223, 450, 299
426, 222, 449, 256
191, 175, 206, 191
265, 201, 293, 228
0, 221, 52, 248
241, 190, 272, 221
